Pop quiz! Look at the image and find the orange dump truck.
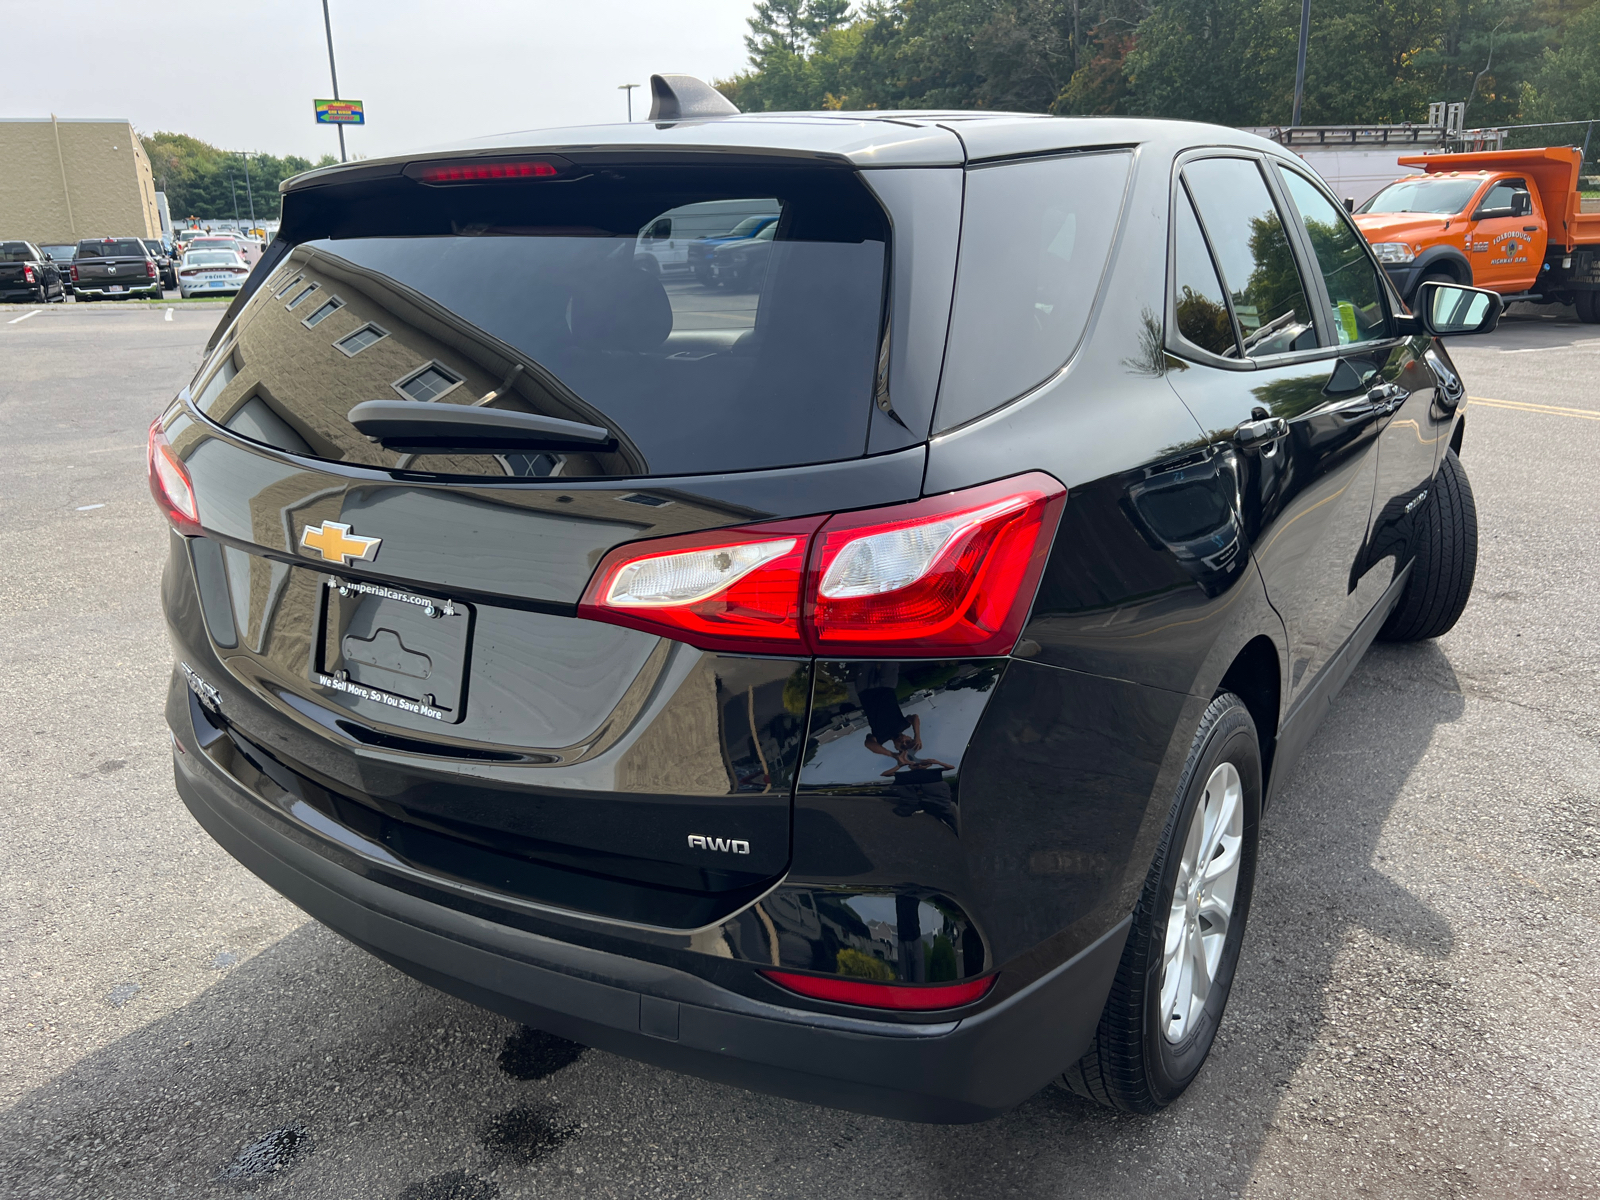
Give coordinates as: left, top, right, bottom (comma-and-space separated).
1353, 146, 1600, 321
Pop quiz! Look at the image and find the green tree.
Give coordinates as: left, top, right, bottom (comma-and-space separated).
142, 131, 336, 222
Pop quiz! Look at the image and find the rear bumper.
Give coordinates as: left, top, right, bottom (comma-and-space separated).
75, 284, 161, 297
171, 696, 1128, 1124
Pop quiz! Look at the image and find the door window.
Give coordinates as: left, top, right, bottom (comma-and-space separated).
1477, 180, 1521, 214
1275, 167, 1391, 347
1172, 191, 1240, 358
1182, 157, 1318, 358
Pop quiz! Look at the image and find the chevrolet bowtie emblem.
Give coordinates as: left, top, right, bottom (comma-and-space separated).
301, 521, 381, 565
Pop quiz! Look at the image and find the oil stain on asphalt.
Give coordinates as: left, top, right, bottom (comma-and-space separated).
496, 1026, 586, 1080
218, 1121, 312, 1188
479, 1105, 576, 1163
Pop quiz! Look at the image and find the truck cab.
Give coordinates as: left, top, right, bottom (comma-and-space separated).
1353, 146, 1600, 320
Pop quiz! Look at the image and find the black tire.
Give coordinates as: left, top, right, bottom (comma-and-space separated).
1575, 292, 1600, 324
1063, 693, 1262, 1112
1378, 449, 1477, 642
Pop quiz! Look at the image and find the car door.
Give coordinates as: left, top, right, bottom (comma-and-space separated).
1271, 163, 1439, 653
1468, 177, 1546, 292
1164, 153, 1388, 711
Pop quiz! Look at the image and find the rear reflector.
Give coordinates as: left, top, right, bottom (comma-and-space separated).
413, 159, 563, 184
148, 415, 200, 534
760, 970, 996, 1011
578, 472, 1065, 658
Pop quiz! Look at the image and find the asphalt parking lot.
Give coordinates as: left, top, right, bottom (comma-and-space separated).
2, 300, 1596, 1200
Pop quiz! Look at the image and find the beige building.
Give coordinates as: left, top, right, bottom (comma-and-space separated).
0, 116, 162, 243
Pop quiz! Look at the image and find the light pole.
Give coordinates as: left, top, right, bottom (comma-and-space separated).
1290, 0, 1311, 127
240, 152, 257, 228
619, 83, 640, 121
322, 0, 347, 162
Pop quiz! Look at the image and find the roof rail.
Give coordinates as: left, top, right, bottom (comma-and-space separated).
647, 74, 740, 122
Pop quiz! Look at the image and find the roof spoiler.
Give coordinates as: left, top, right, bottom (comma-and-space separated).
647, 74, 740, 122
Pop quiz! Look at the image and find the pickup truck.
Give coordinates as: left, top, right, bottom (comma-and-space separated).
70, 237, 164, 301
0, 241, 67, 303
1354, 146, 1600, 322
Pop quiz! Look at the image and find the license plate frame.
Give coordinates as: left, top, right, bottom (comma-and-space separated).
108, 284, 124, 293
314, 577, 472, 723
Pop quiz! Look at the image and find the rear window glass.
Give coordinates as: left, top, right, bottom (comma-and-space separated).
200, 165, 888, 479
186, 252, 240, 266
935, 151, 1133, 431
1, 242, 37, 261
79, 239, 147, 257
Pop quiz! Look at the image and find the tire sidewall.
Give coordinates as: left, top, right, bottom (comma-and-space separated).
1142, 701, 1262, 1103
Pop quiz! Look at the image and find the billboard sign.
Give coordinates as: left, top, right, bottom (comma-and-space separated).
315, 99, 365, 125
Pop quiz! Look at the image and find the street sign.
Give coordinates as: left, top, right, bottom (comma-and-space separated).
315, 99, 365, 125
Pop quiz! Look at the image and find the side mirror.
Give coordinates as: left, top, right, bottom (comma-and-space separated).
1512, 190, 1532, 217
1416, 280, 1502, 337
1342, 197, 1355, 213
41, 252, 52, 261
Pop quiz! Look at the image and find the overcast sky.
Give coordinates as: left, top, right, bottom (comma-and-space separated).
0, 0, 757, 160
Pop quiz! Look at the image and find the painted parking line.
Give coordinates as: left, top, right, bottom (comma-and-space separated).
7, 308, 41, 324
165, 307, 174, 321
1469, 396, 1600, 421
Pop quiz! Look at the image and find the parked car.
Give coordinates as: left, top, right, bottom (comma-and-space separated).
154, 78, 1501, 1124
142, 238, 179, 290
71, 237, 161, 300
175, 229, 208, 255
687, 213, 779, 280
177, 249, 250, 298
708, 219, 777, 289
1354, 146, 1600, 317
185, 234, 259, 269
37, 244, 77, 294
0, 240, 67, 302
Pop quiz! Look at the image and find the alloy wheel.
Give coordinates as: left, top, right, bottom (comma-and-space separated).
1160, 760, 1244, 1043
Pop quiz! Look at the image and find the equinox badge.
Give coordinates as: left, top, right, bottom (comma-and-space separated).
301, 521, 381, 565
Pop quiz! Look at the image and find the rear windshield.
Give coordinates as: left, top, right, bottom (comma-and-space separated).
40, 245, 76, 259
187, 251, 240, 266
1357, 177, 1483, 216
79, 239, 147, 257
1, 243, 36, 262
198, 165, 889, 479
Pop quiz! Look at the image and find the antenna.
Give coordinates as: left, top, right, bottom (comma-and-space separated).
646, 74, 739, 122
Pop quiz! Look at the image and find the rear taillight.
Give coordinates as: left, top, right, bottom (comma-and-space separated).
760, 969, 996, 1011
408, 157, 568, 185
23, 265, 35, 283
70, 264, 79, 282
147, 416, 200, 533
179, 268, 195, 277
577, 473, 1065, 658
146, 260, 157, 279
229, 267, 248, 275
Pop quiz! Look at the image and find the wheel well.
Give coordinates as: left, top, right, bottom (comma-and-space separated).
1216, 636, 1281, 782
1450, 415, 1465, 457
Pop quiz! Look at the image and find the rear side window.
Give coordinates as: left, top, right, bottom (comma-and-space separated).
936, 151, 1132, 430
1172, 193, 1239, 358
1182, 158, 1317, 359
200, 165, 889, 479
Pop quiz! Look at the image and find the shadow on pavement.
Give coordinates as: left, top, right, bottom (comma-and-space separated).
0, 641, 1465, 1199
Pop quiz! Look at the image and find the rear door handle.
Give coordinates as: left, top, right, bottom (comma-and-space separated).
1234, 415, 1288, 449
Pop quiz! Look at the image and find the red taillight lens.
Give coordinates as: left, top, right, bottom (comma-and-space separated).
146, 260, 157, 278
577, 473, 1065, 658
415, 159, 561, 184
579, 518, 825, 655
147, 415, 200, 533
760, 970, 996, 1011
807, 473, 1066, 657
70, 264, 79, 282
23, 265, 35, 283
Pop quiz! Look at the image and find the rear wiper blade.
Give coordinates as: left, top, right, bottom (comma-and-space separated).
346, 400, 616, 454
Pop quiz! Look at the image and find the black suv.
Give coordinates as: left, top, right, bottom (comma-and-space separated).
155, 77, 1499, 1122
